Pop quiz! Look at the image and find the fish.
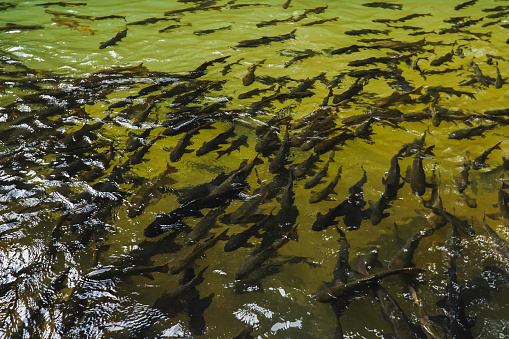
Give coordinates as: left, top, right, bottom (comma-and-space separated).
443, 211, 475, 237
86, 263, 169, 280
282, 0, 292, 9
279, 171, 295, 211
234, 224, 298, 280
216, 135, 249, 159
301, 17, 338, 26
221, 58, 244, 76
169, 122, 214, 162
196, 125, 236, 156
293, 5, 328, 21
312, 201, 347, 231
495, 66, 504, 89
383, 150, 404, 200
242, 59, 266, 86
309, 166, 342, 203
347, 54, 413, 67
236, 29, 297, 48
315, 267, 425, 303
498, 182, 509, 221
447, 124, 496, 140
388, 228, 433, 269
159, 23, 191, 33
127, 164, 178, 218
46, 9, 94, 20
305, 151, 335, 189
224, 211, 273, 252
362, 2, 403, 10
430, 50, 454, 66
99, 28, 128, 49
284, 51, 318, 68
0, 23, 44, 31
238, 84, 276, 99
256, 15, 295, 28
229, 175, 268, 224
472, 141, 502, 170
193, 24, 232, 36
169, 229, 229, 275
255, 127, 280, 153
455, 0, 478, 11
127, 17, 177, 25
269, 124, 291, 174
37, 2, 87, 7
94, 15, 126, 20
209, 155, 264, 197
184, 206, 227, 245
372, 284, 427, 338
453, 156, 471, 192
409, 146, 434, 196
345, 29, 390, 36
292, 153, 321, 178
332, 78, 367, 104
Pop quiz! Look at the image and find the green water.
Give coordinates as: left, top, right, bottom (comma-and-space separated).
1, 0, 509, 338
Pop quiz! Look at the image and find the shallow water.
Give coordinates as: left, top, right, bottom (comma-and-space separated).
1, 0, 509, 338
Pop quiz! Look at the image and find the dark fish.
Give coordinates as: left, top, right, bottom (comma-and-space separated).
94, 15, 127, 20
194, 24, 232, 35
256, 15, 294, 28
430, 49, 454, 66
314, 131, 353, 155
362, 2, 403, 10
293, 5, 328, 21
305, 151, 335, 189
284, 51, 317, 68
282, 0, 292, 9
333, 78, 367, 104
209, 155, 263, 197
279, 171, 295, 211
0, 23, 44, 31
170, 229, 229, 274
216, 135, 249, 159
315, 267, 425, 303
309, 166, 342, 203
229, 176, 268, 224
99, 28, 128, 49
345, 29, 390, 36
444, 211, 475, 237
453, 156, 471, 192
269, 124, 291, 174
224, 212, 273, 252
170, 122, 214, 162
127, 17, 175, 25
370, 194, 390, 226
234, 224, 298, 280
455, 0, 477, 11
388, 228, 433, 269
312, 201, 346, 231
498, 182, 509, 221
186, 55, 231, 78
373, 284, 427, 338
37, 2, 87, 7
292, 153, 321, 178
255, 127, 280, 153
221, 58, 244, 76
196, 125, 236, 156
472, 141, 502, 170
347, 54, 413, 67
409, 146, 434, 196
383, 150, 404, 200
159, 23, 191, 33
495, 66, 504, 89
447, 124, 496, 140
301, 17, 338, 26
236, 29, 297, 48
426, 86, 475, 99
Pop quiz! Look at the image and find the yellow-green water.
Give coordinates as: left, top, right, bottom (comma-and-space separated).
1, 0, 509, 338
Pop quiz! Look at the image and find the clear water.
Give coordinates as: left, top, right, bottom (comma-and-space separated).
1, 0, 509, 338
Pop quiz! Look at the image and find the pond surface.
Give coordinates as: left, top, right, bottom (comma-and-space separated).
1, 0, 509, 338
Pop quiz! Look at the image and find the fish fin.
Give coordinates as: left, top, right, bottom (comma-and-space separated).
160, 263, 169, 273
217, 228, 230, 241
382, 177, 386, 185
163, 146, 172, 152
485, 212, 502, 221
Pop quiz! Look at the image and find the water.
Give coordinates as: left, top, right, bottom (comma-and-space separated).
1, 0, 509, 338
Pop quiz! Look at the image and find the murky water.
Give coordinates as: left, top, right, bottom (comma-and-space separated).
1, 0, 509, 338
